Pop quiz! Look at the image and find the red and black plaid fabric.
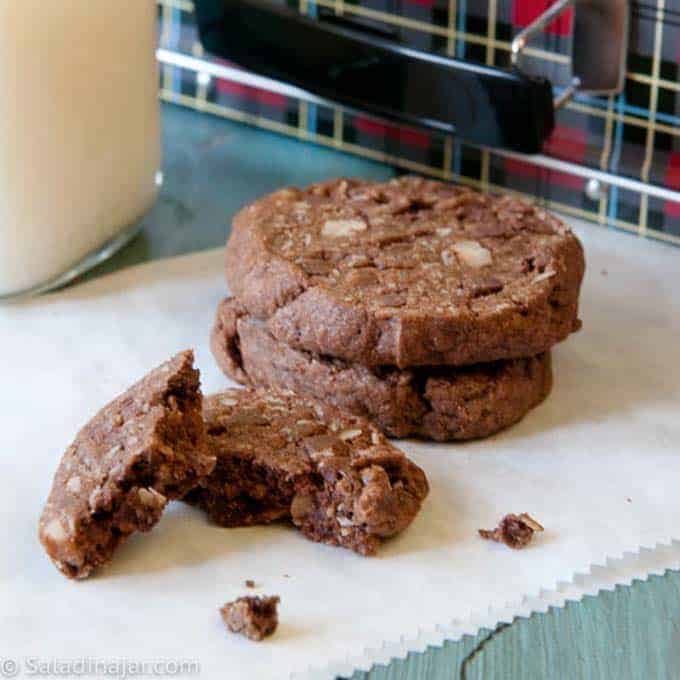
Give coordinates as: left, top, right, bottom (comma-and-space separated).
157, 0, 680, 244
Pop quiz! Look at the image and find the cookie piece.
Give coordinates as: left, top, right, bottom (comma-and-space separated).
185, 388, 429, 555
226, 176, 585, 368
220, 596, 280, 641
38, 351, 214, 579
479, 513, 544, 549
211, 298, 552, 441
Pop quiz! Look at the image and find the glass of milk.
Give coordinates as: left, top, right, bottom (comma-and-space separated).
0, 0, 161, 300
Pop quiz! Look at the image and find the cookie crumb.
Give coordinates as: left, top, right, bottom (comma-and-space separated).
220, 596, 280, 641
479, 513, 544, 549
245, 579, 256, 588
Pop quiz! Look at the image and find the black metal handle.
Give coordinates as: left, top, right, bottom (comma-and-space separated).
194, 0, 555, 153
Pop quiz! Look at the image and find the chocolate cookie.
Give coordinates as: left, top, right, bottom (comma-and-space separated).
226, 176, 584, 368
39, 351, 214, 579
220, 596, 280, 641
185, 388, 429, 555
211, 298, 552, 441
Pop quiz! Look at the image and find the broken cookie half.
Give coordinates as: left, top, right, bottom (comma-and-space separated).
185, 388, 429, 555
38, 350, 215, 579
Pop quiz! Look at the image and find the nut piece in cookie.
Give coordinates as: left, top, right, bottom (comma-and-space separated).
38, 351, 215, 579
220, 596, 280, 641
479, 513, 544, 549
185, 388, 429, 555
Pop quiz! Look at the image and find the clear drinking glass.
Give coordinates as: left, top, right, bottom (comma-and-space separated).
0, 0, 161, 300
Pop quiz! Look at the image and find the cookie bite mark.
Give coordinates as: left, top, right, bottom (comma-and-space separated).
38, 351, 214, 579
185, 389, 429, 555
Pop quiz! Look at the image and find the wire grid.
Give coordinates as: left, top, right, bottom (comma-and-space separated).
157, 0, 680, 245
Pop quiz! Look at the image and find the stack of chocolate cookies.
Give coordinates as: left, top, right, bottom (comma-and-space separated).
212, 176, 585, 441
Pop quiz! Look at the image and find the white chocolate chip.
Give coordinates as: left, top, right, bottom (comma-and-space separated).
43, 518, 68, 543
322, 219, 367, 239
337, 516, 354, 527
339, 428, 363, 441
138, 487, 167, 508
220, 396, 239, 407
104, 444, 123, 459
108, 464, 123, 480
88, 487, 105, 512
451, 240, 493, 268
66, 476, 82, 494
345, 253, 372, 268
436, 227, 452, 237
361, 469, 376, 485
441, 249, 455, 266
371, 431, 381, 445
519, 513, 544, 532
532, 270, 556, 283
310, 448, 334, 460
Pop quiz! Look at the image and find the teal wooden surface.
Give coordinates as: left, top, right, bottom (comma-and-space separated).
348, 571, 680, 680
85, 104, 680, 680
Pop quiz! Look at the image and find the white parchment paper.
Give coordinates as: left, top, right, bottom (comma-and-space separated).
1, 221, 679, 680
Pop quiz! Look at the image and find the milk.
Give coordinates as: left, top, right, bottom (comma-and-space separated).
0, 0, 160, 297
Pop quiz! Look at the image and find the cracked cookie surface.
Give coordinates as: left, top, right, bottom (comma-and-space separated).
211, 298, 552, 441
38, 351, 214, 579
185, 388, 429, 555
226, 176, 584, 368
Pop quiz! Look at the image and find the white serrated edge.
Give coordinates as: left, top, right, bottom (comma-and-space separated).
292, 539, 680, 679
